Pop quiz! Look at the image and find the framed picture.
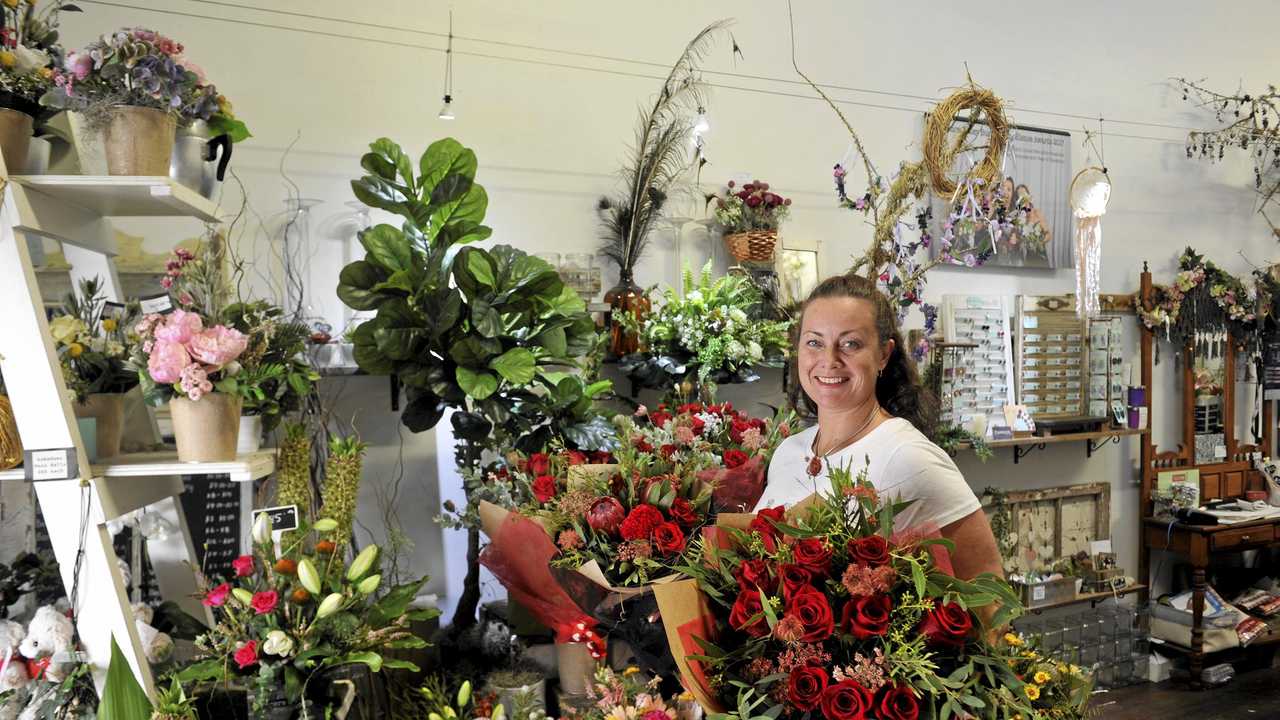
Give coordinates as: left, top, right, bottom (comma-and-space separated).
928, 118, 1073, 269
776, 248, 820, 306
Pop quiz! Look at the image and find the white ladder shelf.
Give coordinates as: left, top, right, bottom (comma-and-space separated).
0, 172, 265, 699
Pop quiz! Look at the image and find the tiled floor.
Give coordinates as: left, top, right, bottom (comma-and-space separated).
1092, 669, 1280, 719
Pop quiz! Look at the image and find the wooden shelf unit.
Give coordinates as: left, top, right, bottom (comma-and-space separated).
0, 449, 276, 484
1028, 583, 1148, 612
958, 427, 1147, 462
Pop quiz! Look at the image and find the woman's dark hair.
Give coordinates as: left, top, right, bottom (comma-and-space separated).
788, 274, 938, 437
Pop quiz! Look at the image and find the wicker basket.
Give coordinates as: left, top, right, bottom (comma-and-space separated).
724, 230, 778, 263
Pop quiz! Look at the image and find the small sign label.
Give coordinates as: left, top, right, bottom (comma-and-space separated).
254, 505, 299, 532
23, 448, 78, 482
1032, 586, 1046, 601
100, 301, 127, 320
139, 293, 174, 315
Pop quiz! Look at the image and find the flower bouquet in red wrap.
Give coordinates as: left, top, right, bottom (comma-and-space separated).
655, 463, 1092, 720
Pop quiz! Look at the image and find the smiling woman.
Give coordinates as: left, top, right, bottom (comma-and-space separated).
756, 274, 1002, 583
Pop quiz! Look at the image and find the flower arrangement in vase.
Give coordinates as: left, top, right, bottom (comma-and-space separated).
42, 27, 248, 175
221, 300, 318, 452
51, 276, 139, 458
712, 179, 792, 264
129, 246, 248, 461
175, 513, 439, 718
617, 261, 791, 399
0, 0, 77, 172
656, 463, 1091, 720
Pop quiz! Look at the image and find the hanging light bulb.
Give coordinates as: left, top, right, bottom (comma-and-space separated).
694, 106, 710, 134
438, 10, 455, 121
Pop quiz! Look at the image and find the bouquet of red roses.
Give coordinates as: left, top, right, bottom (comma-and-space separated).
656, 463, 1090, 720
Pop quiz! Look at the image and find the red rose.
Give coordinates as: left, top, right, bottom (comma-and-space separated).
690, 416, 706, 435
787, 666, 828, 711
620, 505, 665, 541
729, 589, 769, 637
670, 497, 698, 526
847, 535, 891, 567
750, 506, 786, 552
918, 601, 973, 648
527, 453, 551, 476
841, 593, 892, 639
652, 521, 685, 555
660, 443, 678, 460
792, 538, 831, 574
231, 555, 255, 578
532, 475, 559, 503
820, 680, 873, 720
202, 582, 231, 607
586, 497, 626, 535
233, 640, 258, 670
876, 685, 920, 720
723, 449, 749, 469
565, 450, 588, 466
734, 558, 777, 593
633, 437, 654, 453
677, 402, 703, 414
650, 411, 673, 429
251, 590, 279, 615
729, 418, 752, 443
784, 585, 835, 643
779, 564, 811, 601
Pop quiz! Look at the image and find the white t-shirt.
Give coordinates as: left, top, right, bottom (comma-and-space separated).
755, 417, 981, 531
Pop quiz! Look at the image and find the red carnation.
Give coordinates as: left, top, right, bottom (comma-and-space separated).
792, 538, 832, 574
787, 666, 828, 711
734, 558, 778, 593
847, 535, 891, 567
652, 521, 686, 555
649, 411, 673, 429
669, 497, 698, 526
918, 600, 973, 648
527, 453, 551, 476
620, 505, 665, 541
876, 684, 920, 720
729, 589, 770, 637
779, 564, 812, 601
723, 449, 749, 469
586, 497, 626, 535
841, 593, 893, 639
250, 590, 279, 615
820, 680, 873, 720
532, 475, 559, 503
784, 585, 835, 643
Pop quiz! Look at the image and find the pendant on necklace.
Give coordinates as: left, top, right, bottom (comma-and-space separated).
806, 455, 823, 477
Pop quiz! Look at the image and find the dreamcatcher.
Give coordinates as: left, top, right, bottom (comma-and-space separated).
1070, 128, 1112, 318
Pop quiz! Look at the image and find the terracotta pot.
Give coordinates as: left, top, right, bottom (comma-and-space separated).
556, 641, 595, 696
73, 393, 126, 459
0, 395, 21, 471
0, 108, 32, 174
169, 393, 241, 462
603, 275, 650, 358
70, 106, 176, 176
236, 414, 262, 454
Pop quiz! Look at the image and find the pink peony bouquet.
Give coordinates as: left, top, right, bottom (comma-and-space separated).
134, 308, 247, 402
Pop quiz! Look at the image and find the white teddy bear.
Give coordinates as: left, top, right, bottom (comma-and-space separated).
17, 608, 72, 684
130, 603, 173, 665
0, 618, 29, 694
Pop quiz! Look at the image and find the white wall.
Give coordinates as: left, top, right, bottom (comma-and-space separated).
53, 0, 1280, 613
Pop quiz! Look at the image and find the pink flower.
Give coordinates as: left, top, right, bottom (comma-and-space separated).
233, 640, 258, 669
250, 590, 278, 615
557, 529, 583, 551
154, 309, 203, 344
179, 364, 213, 401
179, 292, 194, 307
160, 277, 173, 289
187, 325, 247, 367
147, 339, 191, 384
674, 425, 696, 446
231, 555, 254, 577
69, 52, 92, 80
202, 582, 230, 607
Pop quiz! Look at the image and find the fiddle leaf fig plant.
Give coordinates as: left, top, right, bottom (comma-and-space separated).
337, 137, 605, 626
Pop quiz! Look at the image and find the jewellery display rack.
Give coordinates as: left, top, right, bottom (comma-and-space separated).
942, 294, 1015, 430
1015, 294, 1087, 420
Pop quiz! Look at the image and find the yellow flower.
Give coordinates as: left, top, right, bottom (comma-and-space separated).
48, 315, 86, 344
1056, 663, 1068, 673
1024, 684, 1040, 701
1021, 650, 1039, 659
623, 666, 640, 676
1034, 671, 1051, 685
1, 0, 17, 9
1003, 632, 1023, 647
0, 51, 15, 69
1069, 664, 1082, 676
39, 67, 52, 79
101, 318, 118, 332
67, 342, 83, 358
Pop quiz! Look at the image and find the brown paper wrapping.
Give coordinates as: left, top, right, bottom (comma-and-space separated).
653, 579, 724, 712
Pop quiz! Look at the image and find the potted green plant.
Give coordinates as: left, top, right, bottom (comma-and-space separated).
336, 136, 599, 627
0, 0, 75, 172
41, 28, 227, 175
221, 300, 317, 452
52, 276, 140, 458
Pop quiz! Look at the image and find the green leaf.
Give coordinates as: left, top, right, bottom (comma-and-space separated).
368, 578, 428, 627
326, 651, 383, 673
360, 224, 412, 272
470, 300, 503, 337
418, 138, 478, 198
466, 250, 497, 288
380, 658, 422, 672
535, 326, 567, 357
757, 588, 778, 630
371, 137, 416, 190
351, 176, 410, 217
457, 366, 498, 400
401, 389, 446, 432
547, 283, 587, 315
449, 335, 502, 367
100, 638, 153, 720
489, 347, 536, 385
174, 657, 227, 684
337, 260, 390, 311
911, 560, 926, 600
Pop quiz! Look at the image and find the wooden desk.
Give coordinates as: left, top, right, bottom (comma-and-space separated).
1143, 515, 1280, 687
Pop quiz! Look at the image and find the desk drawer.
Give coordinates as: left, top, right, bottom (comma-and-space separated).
1211, 526, 1274, 551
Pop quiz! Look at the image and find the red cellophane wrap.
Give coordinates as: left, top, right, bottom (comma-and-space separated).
699, 454, 768, 513
478, 503, 603, 654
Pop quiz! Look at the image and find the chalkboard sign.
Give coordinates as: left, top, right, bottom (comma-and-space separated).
253, 505, 299, 533
1265, 334, 1280, 401
179, 473, 242, 581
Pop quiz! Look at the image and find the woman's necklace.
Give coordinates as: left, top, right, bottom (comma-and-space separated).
806, 405, 881, 477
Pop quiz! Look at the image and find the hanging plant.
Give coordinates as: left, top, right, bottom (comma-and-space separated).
1138, 247, 1270, 351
